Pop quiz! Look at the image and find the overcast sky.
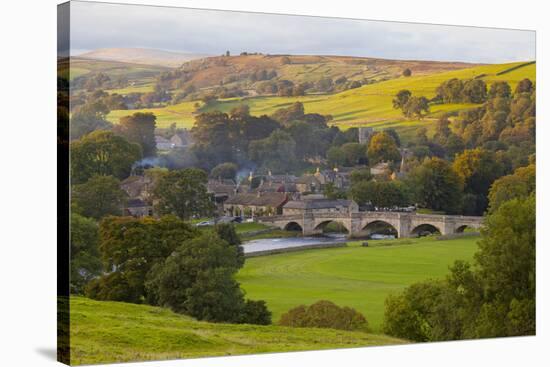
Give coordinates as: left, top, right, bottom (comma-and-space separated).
68, 1, 535, 63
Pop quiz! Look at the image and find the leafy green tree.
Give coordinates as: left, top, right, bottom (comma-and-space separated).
392, 90, 412, 109
367, 132, 401, 164
72, 175, 126, 220
402, 68, 412, 77
241, 300, 272, 325
462, 79, 487, 103
214, 223, 244, 268
340, 142, 367, 166
249, 130, 296, 172
349, 168, 373, 185
407, 157, 463, 213
70, 213, 102, 294
488, 164, 535, 212
114, 112, 157, 157
145, 232, 270, 324
70, 130, 142, 184
488, 81, 512, 98
70, 100, 113, 140
210, 162, 238, 180
437, 78, 464, 103
327, 146, 346, 167
86, 215, 198, 303
452, 148, 504, 214
154, 168, 214, 220
323, 182, 347, 200
382, 195, 535, 341
271, 102, 304, 125
402, 96, 430, 118
350, 180, 408, 208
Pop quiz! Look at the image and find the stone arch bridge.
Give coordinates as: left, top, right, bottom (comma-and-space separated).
257, 211, 483, 238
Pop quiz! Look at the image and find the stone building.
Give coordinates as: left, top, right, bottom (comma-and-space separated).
223, 192, 289, 217
283, 198, 359, 216
124, 198, 153, 217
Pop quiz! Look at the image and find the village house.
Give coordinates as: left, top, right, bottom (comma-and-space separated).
370, 161, 392, 178
283, 198, 359, 215
314, 167, 351, 190
207, 178, 237, 211
120, 174, 156, 217
155, 135, 172, 151
170, 130, 192, 149
124, 198, 153, 218
296, 175, 322, 193
223, 192, 288, 217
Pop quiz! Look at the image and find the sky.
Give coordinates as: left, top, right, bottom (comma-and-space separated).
67, 1, 536, 64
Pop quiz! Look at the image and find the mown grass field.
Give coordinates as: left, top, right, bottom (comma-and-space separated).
237, 236, 479, 331
105, 61, 535, 137
70, 297, 405, 365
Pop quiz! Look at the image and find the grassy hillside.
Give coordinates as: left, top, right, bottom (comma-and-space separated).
175, 54, 478, 89
105, 61, 535, 136
237, 236, 479, 331
70, 297, 405, 365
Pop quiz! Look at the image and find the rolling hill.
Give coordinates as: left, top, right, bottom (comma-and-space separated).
105, 60, 535, 142
70, 296, 405, 365
78, 47, 212, 67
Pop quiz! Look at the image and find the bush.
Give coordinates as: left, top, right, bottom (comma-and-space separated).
279, 300, 369, 331
241, 300, 272, 325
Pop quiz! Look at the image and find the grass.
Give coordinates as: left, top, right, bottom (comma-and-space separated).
237, 235, 479, 331
70, 296, 405, 365
104, 61, 535, 140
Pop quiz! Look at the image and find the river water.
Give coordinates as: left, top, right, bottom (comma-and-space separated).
241, 233, 397, 254
241, 234, 348, 254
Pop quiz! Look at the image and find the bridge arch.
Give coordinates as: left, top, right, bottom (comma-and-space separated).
314, 220, 350, 234
362, 220, 399, 238
455, 224, 478, 233
410, 223, 441, 237
283, 221, 303, 232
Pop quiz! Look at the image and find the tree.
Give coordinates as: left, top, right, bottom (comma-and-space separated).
340, 142, 367, 166
402, 96, 430, 118
462, 79, 487, 103
382, 195, 535, 341
488, 81, 512, 98
279, 300, 368, 331
210, 162, 238, 180
214, 223, 244, 268
407, 157, 463, 213
327, 146, 346, 167
72, 175, 126, 220
154, 168, 214, 220
145, 232, 270, 324
350, 180, 409, 208
70, 213, 102, 294
367, 132, 401, 164
324, 182, 347, 200
249, 130, 296, 172
488, 164, 535, 212
86, 215, 198, 303
70, 130, 142, 184
271, 102, 304, 125
392, 90, 412, 109
349, 168, 373, 185
402, 68, 412, 77
70, 100, 113, 140
452, 148, 504, 214
437, 78, 464, 103
114, 112, 157, 157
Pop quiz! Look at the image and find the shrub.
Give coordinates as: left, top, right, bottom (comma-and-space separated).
279, 300, 369, 331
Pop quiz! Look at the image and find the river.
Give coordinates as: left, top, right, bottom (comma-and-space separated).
241, 233, 396, 254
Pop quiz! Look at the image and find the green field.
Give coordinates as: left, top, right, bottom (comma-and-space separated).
70, 296, 405, 365
237, 236, 479, 331
105, 61, 535, 136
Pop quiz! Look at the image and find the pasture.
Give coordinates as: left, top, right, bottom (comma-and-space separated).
105, 61, 535, 139
237, 235, 479, 331
69, 297, 405, 365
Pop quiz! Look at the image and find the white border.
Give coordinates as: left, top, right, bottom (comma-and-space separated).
0, 0, 547, 366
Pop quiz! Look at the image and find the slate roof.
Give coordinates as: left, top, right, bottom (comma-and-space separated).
224, 192, 288, 207
283, 199, 355, 210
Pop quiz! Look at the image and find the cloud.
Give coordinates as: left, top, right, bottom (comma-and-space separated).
69, 1, 535, 63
